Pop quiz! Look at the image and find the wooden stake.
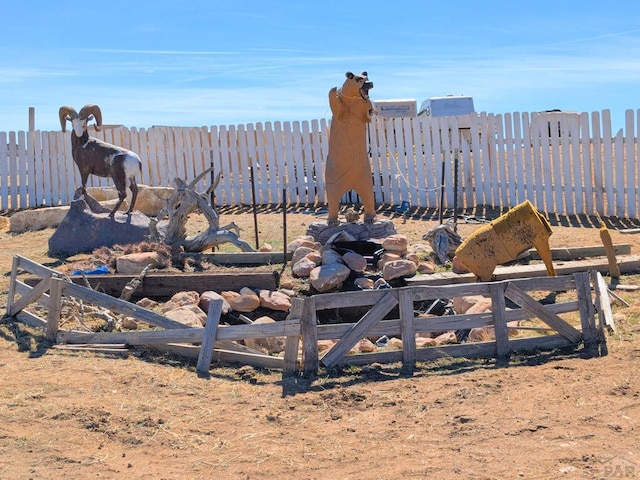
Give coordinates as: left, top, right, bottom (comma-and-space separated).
399, 289, 416, 370
196, 299, 223, 375
600, 222, 621, 278
47, 278, 64, 342
249, 162, 259, 249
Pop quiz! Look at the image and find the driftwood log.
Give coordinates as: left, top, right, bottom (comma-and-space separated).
150, 168, 255, 253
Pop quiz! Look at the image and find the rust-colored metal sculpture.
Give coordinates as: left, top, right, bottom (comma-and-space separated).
324, 72, 376, 226
454, 200, 556, 282
59, 105, 142, 218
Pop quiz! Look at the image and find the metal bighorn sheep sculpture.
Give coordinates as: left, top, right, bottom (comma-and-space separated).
59, 104, 142, 218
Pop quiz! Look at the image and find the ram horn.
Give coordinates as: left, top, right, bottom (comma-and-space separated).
58, 106, 78, 133
79, 104, 103, 131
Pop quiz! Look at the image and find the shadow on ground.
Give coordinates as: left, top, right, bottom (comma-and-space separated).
217, 203, 640, 231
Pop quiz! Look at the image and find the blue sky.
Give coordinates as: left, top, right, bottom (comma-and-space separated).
2, 1, 640, 132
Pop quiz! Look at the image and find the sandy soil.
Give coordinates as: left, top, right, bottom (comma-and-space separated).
1, 205, 640, 480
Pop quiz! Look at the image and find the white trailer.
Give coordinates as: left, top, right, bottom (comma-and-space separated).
418, 95, 475, 128
373, 99, 417, 118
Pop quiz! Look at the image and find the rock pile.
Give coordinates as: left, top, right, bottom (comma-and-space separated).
110, 275, 517, 360
119, 287, 293, 356
105, 231, 516, 360
288, 232, 435, 293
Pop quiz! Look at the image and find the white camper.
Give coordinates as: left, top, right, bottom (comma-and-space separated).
373, 99, 417, 118
418, 95, 475, 128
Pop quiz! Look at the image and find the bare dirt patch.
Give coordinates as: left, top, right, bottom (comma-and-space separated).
1, 205, 640, 479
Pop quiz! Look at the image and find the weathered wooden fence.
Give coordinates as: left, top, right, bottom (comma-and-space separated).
6, 255, 295, 371
7, 255, 612, 377
291, 272, 610, 373
1, 109, 639, 217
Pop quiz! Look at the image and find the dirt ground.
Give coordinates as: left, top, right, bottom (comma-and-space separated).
1, 205, 640, 480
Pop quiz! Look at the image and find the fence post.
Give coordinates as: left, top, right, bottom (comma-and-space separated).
575, 272, 598, 354
301, 296, 318, 375
6, 255, 20, 316
591, 270, 615, 335
490, 282, 510, 361
46, 277, 64, 342
196, 299, 223, 375
399, 288, 416, 371
284, 298, 304, 377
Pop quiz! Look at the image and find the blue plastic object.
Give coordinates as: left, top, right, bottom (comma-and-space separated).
72, 265, 109, 275
396, 200, 410, 213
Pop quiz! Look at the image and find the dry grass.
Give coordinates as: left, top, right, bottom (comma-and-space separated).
1, 205, 640, 479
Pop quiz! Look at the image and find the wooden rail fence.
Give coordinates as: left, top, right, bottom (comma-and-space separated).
6, 255, 613, 378
289, 272, 611, 373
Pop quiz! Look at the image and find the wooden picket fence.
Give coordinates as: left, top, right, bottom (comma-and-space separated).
1, 108, 639, 218
6, 255, 613, 377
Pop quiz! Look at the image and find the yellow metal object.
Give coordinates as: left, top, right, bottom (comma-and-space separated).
454, 200, 555, 282
599, 222, 621, 279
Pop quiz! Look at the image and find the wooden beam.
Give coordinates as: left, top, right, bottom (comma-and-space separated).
504, 283, 582, 343
196, 300, 223, 374
301, 296, 318, 374
46, 278, 63, 342
58, 328, 204, 345
333, 334, 575, 367
15, 310, 47, 329
398, 289, 416, 369
52, 344, 129, 353
575, 272, 597, 349
214, 320, 301, 340
208, 349, 285, 370
61, 281, 190, 330
152, 343, 285, 370
24, 271, 279, 299
490, 283, 510, 359
321, 291, 398, 368
527, 244, 631, 261
6, 255, 20, 316
14, 255, 64, 279
182, 251, 292, 266
599, 226, 621, 278
406, 254, 640, 286
15, 280, 51, 308
58, 318, 302, 346
7, 277, 51, 317
284, 299, 303, 376
593, 271, 615, 333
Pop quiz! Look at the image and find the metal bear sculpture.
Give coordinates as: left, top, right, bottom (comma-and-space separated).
324, 71, 376, 226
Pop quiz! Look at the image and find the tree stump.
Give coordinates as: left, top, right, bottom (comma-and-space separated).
149, 168, 255, 253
